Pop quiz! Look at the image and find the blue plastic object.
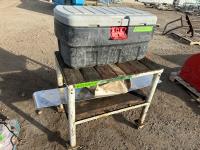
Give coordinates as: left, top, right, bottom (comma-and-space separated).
72, 0, 84, 5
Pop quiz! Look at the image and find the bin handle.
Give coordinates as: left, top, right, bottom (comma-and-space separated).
124, 16, 130, 27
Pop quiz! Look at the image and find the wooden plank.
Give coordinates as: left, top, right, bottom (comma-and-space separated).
170, 72, 200, 102
95, 65, 117, 79
171, 30, 200, 45
139, 57, 161, 70
63, 69, 84, 85
75, 92, 146, 121
190, 41, 200, 46
128, 61, 150, 73
80, 67, 101, 82
108, 64, 126, 76
55, 52, 84, 85
175, 76, 200, 97
171, 32, 192, 45
116, 62, 138, 75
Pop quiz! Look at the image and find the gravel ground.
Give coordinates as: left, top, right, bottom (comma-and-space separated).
0, 0, 200, 150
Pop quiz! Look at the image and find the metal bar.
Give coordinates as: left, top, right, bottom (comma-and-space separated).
186, 14, 194, 37
67, 85, 76, 147
55, 56, 65, 111
163, 26, 183, 35
74, 69, 164, 89
130, 70, 163, 78
55, 55, 76, 147
138, 73, 161, 126
181, 16, 183, 26
162, 17, 183, 35
55, 56, 64, 87
75, 103, 148, 125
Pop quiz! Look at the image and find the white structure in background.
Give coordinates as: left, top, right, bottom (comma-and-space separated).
138, 0, 174, 5
177, 0, 200, 6
138, 0, 200, 6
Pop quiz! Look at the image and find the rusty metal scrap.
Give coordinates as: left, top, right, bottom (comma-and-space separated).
162, 13, 200, 37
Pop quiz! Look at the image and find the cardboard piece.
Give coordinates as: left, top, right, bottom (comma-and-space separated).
95, 80, 129, 96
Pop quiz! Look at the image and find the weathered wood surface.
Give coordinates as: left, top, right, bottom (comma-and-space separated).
55, 51, 84, 84
171, 30, 200, 45
108, 64, 126, 76
75, 92, 146, 120
80, 67, 101, 81
175, 76, 200, 98
128, 61, 149, 73
117, 61, 138, 74
95, 65, 117, 79
55, 51, 161, 86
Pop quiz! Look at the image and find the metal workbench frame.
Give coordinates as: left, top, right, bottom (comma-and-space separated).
55, 55, 163, 148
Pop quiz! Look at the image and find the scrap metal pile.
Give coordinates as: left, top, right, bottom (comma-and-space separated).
162, 13, 200, 45
138, 0, 200, 13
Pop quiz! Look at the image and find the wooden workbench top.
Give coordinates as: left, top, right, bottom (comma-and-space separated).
55, 51, 162, 88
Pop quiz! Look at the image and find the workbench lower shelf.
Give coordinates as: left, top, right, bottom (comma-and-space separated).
65, 91, 146, 121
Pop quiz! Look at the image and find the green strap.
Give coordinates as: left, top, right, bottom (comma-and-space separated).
74, 81, 99, 89
0, 133, 4, 142
74, 75, 132, 89
133, 26, 153, 32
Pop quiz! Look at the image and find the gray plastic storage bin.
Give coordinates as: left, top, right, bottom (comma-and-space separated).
54, 6, 157, 68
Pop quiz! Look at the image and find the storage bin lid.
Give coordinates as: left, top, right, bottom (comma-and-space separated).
54, 6, 157, 27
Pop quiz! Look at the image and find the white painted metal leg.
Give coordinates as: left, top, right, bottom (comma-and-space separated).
55, 58, 65, 112
57, 87, 65, 113
55, 56, 64, 87
55, 56, 76, 147
138, 73, 161, 127
67, 85, 76, 147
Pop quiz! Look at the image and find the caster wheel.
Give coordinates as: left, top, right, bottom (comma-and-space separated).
36, 110, 42, 115
57, 105, 65, 113
134, 119, 144, 129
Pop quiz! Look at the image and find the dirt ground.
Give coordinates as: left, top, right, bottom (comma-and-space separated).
0, 0, 200, 150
